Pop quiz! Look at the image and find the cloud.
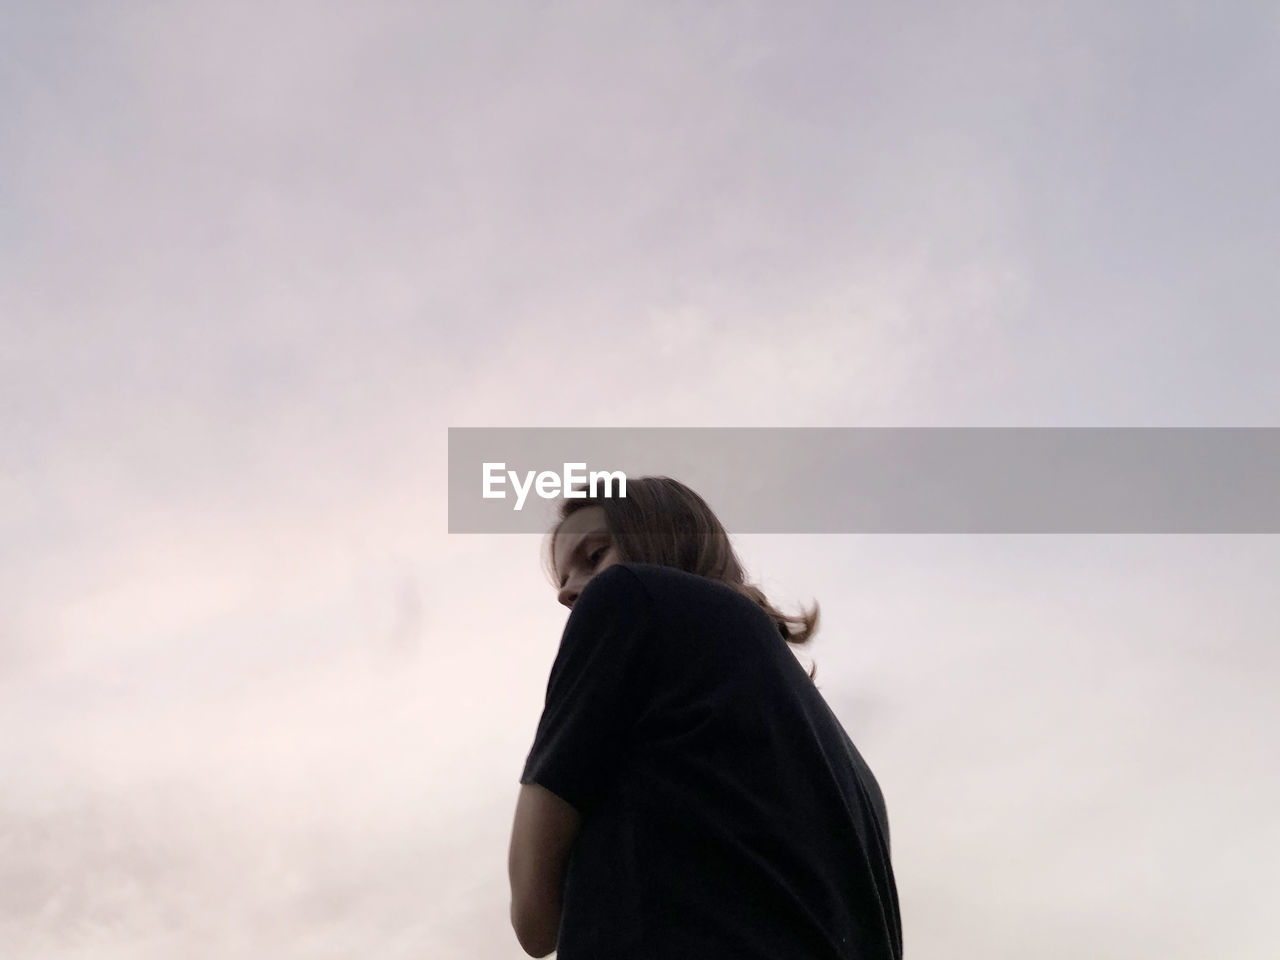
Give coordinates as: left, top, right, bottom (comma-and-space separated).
3, 1, 1278, 957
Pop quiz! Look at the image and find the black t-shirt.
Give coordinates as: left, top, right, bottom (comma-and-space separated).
521, 563, 903, 960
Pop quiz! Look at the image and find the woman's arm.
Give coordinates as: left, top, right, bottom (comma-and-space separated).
508, 783, 582, 957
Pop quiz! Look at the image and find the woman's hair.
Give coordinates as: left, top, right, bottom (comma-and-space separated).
544, 475, 820, 680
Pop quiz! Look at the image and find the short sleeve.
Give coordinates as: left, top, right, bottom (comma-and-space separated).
520, 565, 656, 815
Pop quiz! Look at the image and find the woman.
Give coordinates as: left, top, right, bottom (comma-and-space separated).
508, 477, 902, 959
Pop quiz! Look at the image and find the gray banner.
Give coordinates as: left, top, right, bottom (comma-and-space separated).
447, 428, 1280, 533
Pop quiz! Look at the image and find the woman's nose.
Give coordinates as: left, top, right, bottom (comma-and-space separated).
558, 583, 579, 609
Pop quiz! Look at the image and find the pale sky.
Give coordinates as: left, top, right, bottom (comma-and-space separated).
3, 2, 1278, 958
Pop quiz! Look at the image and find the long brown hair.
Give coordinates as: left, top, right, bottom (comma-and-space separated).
544, 475, 820, 681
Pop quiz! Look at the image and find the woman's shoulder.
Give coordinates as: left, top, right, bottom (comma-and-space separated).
614, 563, 774, 631
611, 562, 737, 599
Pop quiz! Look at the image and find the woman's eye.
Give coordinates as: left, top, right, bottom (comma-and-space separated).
589, 547, 607, 565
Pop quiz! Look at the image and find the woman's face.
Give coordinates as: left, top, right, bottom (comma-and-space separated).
552, 505, 621, 609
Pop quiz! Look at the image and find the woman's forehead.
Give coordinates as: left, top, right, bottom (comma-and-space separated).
553, 507, 609, 563
557, 505, 607, 536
